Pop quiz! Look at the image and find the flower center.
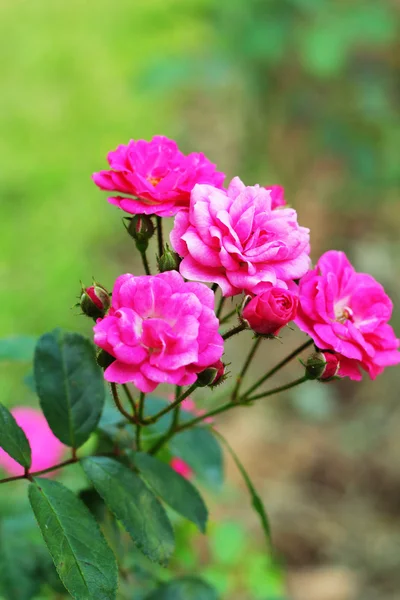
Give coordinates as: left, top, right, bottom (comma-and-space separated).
147, 176, 162, 187
335, 305, 354, 324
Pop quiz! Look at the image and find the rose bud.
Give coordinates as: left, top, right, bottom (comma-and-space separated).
197, 360, 226, 387
304, 351, 340, 382
157, 244, 181, 273
80, 282, 110, 319
242, 287, 298, 336
125, 215, 155, 251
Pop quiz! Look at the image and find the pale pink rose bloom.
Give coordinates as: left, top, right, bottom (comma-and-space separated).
295, 250, 400, 380
170, 177, 310, 297
92, 135, 225, 217
94, 271, 224, 393
170, 457, 193, 480
0, 408, 65, 477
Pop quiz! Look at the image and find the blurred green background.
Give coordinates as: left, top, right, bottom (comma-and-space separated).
1, 1, 399, 599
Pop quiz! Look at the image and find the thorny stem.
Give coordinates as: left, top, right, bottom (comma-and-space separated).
0, 457, 78, 484
242, 338, 313, 399
232, 336, 262, 401
149, 376, 309, 454
223, 322, 247, 340
156, 216, 163, 257
219, 307, 238, 325
140, 250, 151, 275
144, 382, 199, 426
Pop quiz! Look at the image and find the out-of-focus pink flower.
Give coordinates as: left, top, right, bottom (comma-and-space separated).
267, 185, 286, 209
295, 250, 400, 380
0, 408, 65, 477
168, 395, 214, 424
92, 135, 225, 217
93, 271, 224, 393
170, 177, 310, 297
242, 286, 298, 335
170, 457, 193, 480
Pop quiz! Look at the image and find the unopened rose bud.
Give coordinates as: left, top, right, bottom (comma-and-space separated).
157, 244, 181, 273
242, 287, 298, 336
305, 351, 340, 382
125, 215, 155, 251
197, 360, 226, 388
80, 283, 110, 319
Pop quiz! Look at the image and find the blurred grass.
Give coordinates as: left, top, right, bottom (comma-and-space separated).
0, 0, 210, 335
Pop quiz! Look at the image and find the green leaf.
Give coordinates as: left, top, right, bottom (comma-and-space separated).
213, 430, 271, 550
33, 329, 105, 447
0, 403, 31, 469
28, 478, 117, 600
169, 427, 224, 488
134, 452, 208, 533
82, 456, 174, 566
0, 336, 36, 361
146, 578, 218, 600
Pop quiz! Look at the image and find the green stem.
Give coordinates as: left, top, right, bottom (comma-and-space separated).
156, 216, 163, 257
143, 382, 198, 425
140, 250, 151, 275
219, 308, 237, 325
111, 382, 136, 423
245, 376, 308, 402
232, 336, 262, 401
216, 296, 226, 319
242, 338, 313, 399
223, 322, 247, 340
122, 384, 138, 420
136, 392, 146, 451
148, 386, 182, 455
0, 457, 78, 484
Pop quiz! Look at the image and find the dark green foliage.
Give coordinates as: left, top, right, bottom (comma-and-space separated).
33, 329, 105, 447
145, 577, 219, 599
28, 478, 117, 600
135, 452, 208, 532
82, 456, 175, 566
0, 402, 31, 469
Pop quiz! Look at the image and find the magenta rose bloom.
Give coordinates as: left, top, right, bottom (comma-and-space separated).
295, 250, 400, 380
170, 177, 310, 296
93, 271, 224, 392
0, 408, 65, 477
92, 135, 225, 217
242, 286, 299, 335
267, 185, 286, 209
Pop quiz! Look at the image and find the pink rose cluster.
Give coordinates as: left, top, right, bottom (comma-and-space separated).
93, 135, 400, 383
0, 408, 65, 477
93, 135, 225, 217
94, 271, 223, 393
296, 251, 400, 380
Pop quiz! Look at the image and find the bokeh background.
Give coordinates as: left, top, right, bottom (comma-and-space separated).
1, 1, 400, 599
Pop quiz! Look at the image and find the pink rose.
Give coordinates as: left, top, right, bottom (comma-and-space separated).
0, 408, 65, 477
242, 287, 299, 335
295, 250, 400, 380
170, 457, 193, 480
93, 271, 224, 393
267, 185, 286, 209
92, 135, 225, 217
170, 177, 310, 297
